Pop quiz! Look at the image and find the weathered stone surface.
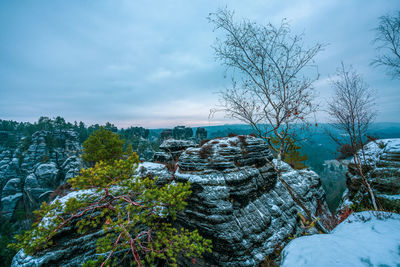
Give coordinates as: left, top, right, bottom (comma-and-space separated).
11, 135, 331, 267
175, 136, 331, 266
135, 137, 155, 161
153, 151, 173, 163
1, 178, 23, 219
137, 162, 172, 185
157, 139, 195, 161
0, 130, 83, 220
339, 139, 400, 213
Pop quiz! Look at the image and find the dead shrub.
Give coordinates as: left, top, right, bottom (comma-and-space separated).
237, 135, 248, 146
199, 139, 210, 146
199, 144, 213, 159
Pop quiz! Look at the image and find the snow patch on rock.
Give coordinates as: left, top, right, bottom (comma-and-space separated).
281, 211, 400, 267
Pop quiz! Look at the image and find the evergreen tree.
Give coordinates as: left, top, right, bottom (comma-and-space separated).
82, 127, 124, 164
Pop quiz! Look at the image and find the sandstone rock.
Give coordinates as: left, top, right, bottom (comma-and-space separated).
173, 126, 193, 140
1, 178, 23, 219
160, 126, 194, 141
160, 129, 173, 141
158, 139, 195, 161
61, 156, 83, 181
195, 127, 207, 143
175, 135, 331, 266
339, 139, 400, 213
0, 129, 82, 220
137, 162, 172, 185
35, 163, 59, 189
153, 151, 173, 163
10, 135, 331, 267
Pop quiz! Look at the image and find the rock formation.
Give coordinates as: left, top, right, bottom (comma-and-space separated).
11, 135, 331, 266
339, 139, 400, 213
153, 139, 196, 163
195, 127, 207, 143
175, 135, 330, 266
159, 126, 207, 143
0, 130, 83, 220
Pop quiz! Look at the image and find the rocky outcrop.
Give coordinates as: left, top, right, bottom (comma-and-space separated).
11, 135, 331, 267
153, 139, 196, 163
0, 130, 83, 220
159, 126, 207, 143
339, 139, 400, 212
137, 162, 172, 185
175, 136, 330, 266
195, 127, 207, 143
135, 137, 155, 161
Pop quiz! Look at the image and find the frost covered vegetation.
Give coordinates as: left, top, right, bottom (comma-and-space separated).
9, 128, 211, 266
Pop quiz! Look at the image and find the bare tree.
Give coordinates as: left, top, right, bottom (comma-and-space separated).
372, 11, 400, 78
327, 62, 378, 210
208, 8, 324, 162
208, 8, 329, 234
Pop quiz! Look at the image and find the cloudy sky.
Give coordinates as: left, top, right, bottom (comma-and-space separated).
0, 0, 399, 128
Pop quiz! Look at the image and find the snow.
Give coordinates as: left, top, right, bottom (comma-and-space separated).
39, 189, 95, 228
281, 211, 400, 267
360, 138, 400, 165
378, 194, 400, 200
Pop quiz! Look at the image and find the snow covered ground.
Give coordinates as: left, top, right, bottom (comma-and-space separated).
280, 211, 400, 267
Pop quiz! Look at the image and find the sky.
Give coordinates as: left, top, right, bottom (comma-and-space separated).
0, 0, 399, 128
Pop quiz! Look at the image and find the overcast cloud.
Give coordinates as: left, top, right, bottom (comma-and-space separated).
0, 0, 399, 128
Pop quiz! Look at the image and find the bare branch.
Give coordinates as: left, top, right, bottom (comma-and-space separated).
208, 8, 324, 159
371, 11, 400, 79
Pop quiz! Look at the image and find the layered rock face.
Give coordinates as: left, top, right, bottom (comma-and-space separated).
175, 136, 330, 266
11, 135, 330, 266
339, 139, 400, 212
0, 130, 83, 220
153, 139, 196, 163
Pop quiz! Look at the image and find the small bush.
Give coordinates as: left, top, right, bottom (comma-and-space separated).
237, 135, 248, 146
229, 140, 238, 146
10, 155, 212, 266
199, 144, 213, 159
199, 139, 210, 146
378, 141, 386, 149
